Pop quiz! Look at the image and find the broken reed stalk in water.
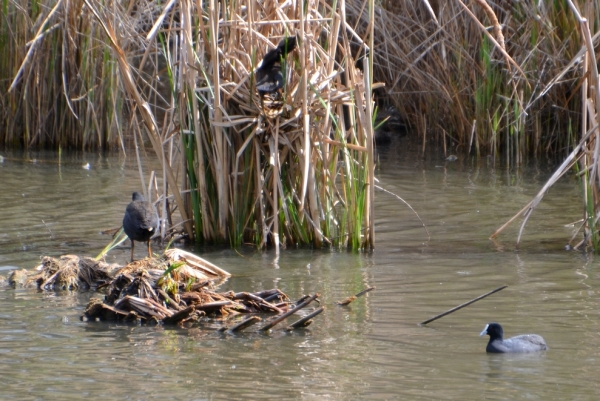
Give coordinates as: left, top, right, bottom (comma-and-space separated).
419, 285, 508, 326
336, 286, 376, 306
219, 316, 263, 333
260, 293, 320, 332
285, 306, 325, 330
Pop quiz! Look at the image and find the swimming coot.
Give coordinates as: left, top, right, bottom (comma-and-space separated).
123, 192, 158, 262
480, 322, 547, 353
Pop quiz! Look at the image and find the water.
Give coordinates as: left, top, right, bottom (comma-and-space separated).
0, 145, 599, 400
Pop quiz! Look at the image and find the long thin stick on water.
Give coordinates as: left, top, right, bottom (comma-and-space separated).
419, 285, 507, 326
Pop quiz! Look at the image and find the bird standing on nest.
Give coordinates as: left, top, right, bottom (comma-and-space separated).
123, 192, 159, 262
256, 36, 297, 118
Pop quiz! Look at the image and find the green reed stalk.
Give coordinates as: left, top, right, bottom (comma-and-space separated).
182, 132, 202, 242
584, 169, 598, 250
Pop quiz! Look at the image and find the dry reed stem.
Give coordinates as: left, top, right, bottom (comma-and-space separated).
285, 306, 325, 330
84, 0, 193, 240
493, 1, 600, 249
8, 0, 63, 92
490, 124, 594, 243
260, 293, 320, 331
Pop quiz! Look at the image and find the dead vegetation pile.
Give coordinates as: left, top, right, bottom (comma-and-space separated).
5, 249, 325, 332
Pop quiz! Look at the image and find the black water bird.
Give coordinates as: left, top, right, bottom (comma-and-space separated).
256, 36, 297, 118
123, 192, 158, 262
480, 322, 548, 353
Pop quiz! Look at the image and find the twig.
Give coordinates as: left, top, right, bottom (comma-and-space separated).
375, 185, 430, 240
263, 292, 286, 302
336, 286, 375, 305
41, 220, 54, 239
419, 285, 508, 325
286, 307, 325, 330
233, 292, 284, 313
294, 294, 312, 305
193, 300, 232, 311
190, 280, 211, 291
251, 289, 287, 300
260, 293, 319, 331
157, 289, 183, 311
220, 316, 262, 333
162, 305, 195, 324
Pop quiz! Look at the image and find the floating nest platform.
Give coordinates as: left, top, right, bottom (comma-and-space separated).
5, 249, 324, 332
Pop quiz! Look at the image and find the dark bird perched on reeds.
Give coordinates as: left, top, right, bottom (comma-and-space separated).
256, 36, 297, 118
480, 323, 548, 353
123, 192, 158, 262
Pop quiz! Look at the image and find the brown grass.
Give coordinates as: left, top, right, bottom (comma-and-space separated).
346, 0, 584, 161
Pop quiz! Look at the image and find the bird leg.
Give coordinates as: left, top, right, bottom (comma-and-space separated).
130, 239, 135, 262
147, 240, 152, 258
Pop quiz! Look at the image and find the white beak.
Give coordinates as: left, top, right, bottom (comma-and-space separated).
479, 324, 489, 336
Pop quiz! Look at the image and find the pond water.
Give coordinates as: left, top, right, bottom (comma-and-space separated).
0, 142, 599, 400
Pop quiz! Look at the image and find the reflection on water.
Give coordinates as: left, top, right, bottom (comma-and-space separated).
0, 145, 599, 399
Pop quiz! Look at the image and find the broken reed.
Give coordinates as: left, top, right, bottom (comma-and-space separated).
489, 1, 600, 251
346, 0, 584, 163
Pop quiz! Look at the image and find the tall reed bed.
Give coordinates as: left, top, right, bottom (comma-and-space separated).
1, 0, 129, 149
165, 0, 377, 250
347, 0, 585, 163
2, 1, 598, 160
1, 0, 376, 249
491, 1, 600, 251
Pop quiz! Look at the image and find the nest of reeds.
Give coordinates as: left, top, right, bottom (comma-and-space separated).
2, 249, 324, 331
6, 249, 230, 292
8, 255, 119, 291
78, 249, 324, 330
87, 279, 293, 326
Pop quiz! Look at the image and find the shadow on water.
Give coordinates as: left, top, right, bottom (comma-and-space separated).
0, 147, 599, 399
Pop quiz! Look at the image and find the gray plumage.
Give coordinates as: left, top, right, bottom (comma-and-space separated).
123, 192, 158, 262
480, 323, 547, 353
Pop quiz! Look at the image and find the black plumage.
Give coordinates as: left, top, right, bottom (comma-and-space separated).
123, 192, 158, 262
256, 63, 284, 94
480, 322, 548, 353
256, 36, 297, 117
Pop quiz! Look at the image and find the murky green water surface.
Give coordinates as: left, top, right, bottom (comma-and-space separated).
0, 143, 598, 400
